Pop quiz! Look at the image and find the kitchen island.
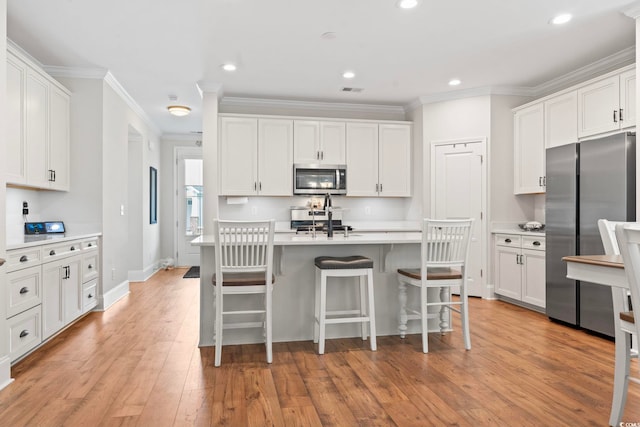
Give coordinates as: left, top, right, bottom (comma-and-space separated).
192, 230, 433, 347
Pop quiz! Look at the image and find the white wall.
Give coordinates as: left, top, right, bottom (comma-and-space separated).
127, 131, 143, 279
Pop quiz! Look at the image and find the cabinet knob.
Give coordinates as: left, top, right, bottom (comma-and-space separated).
19, 287, 29, 294
88, 294, 93, 299
505, 238, 512, 243
70, 246, 76, 251
87, 243, 93, 247
50, 250, 56, 256
88, 264, 93, 269
19, 255, 28, 263
19, 330, 29, 338
533, 241, 541, 246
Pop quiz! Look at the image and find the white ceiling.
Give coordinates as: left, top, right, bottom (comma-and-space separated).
6, 0, 638, 135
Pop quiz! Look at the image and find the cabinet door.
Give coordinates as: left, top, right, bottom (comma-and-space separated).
25, 69, 50, 189
514, 103, 545, 194
42, 261, 64, 340
293, 120, 320, 163
258, 119, 293, 196
346, 122, 379, 196
620, 69, 636, 129
6, 53, 27, 185
219, 117, 258, 195
378, 124, 411, 197
494, 245, 522, 300
577, 76, 620, 138
319, 121, 346, 164
544, 91, 577, 149
521, 249, 546, 308
48, 85, 70, 191
62, 258, 82, 323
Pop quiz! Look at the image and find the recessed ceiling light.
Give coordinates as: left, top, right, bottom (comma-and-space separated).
397, 0, 418, 9
449, 79, 461, 86
222, 63, 237, 72
343, 71, 356, 79
167, 105, 191, 117
551, 13, 572, 25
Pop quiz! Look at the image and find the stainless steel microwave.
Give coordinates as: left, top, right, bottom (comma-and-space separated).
293, 164, 347, 195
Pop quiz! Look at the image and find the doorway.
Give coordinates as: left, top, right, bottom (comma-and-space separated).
431, 139, 487, 298
175, 149, 203, 267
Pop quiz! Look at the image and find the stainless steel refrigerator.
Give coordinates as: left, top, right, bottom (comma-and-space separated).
546, 132, 635, 337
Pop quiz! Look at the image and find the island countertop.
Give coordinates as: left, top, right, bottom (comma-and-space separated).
191, 231, 422, 246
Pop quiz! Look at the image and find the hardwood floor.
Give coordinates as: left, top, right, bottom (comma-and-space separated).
0, 267, 638, 426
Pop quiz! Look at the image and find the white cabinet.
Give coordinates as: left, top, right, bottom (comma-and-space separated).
347, 122, 411, 197
494, 234, 546, 309
219, 117, 293, 196
293, 120, 345, 164
513, 104, 545, 194
42, 255, 82, 340
544, 91, 577, 149
6, 47, 71, 191
578, 69, 636, 138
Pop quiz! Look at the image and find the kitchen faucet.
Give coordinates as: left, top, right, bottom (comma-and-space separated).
324, 193, 333, 238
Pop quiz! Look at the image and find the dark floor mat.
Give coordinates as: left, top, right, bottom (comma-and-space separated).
183, 266, 200, 279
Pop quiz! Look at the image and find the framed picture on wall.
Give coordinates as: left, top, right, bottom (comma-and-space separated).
150, 166, 158, 224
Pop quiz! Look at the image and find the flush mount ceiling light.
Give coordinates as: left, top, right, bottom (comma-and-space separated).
222, 63, 237, 72
397, 0, 418, 9
343, 70, 356, 79
449, 79, 461, 86
551, 13, 572, 25
167, 105, 191, 117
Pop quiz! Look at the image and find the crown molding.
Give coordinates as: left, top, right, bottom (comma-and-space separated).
103, 72, 162, 136
197, 81, 224, 98
220, 96, 406, 117
43, 65, 108, 80
623, 1, 640, 19
161, 133, 202, 142
411, 85, 536, 109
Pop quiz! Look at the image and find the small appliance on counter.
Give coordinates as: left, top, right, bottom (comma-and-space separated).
290, 207, 351, 234
518, 221, 545, 232
24, 221, 65, 241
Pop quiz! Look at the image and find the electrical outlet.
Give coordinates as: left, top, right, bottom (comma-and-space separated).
22, 201, 29, 215
365, 206, 371, 215
120, 205, 125, 216
251, 206, 258, 216
111, 267, 116, 280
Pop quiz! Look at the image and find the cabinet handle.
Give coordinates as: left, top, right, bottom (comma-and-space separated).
19, 255, 28, 263
254, 182, 257, 191
614, 110, 618, 123
87, 243, 93, 247
53, 170, 56, 182
19, 330, 29, 338
620, 108, 624, 122
505, 238, 512, 243
317, 151, 320, 160
375, 183, 379, 192
259, 182, 262, 191
88, 294, 94, 299
88, 264, 93, 269
543, 176, 546, 186
50, 250, 56, 256
321, 151, 324, 160
533, 241, 541, 246
379, 184, 383, 192
515, 254, 520, 264
19, 287, 29, 294
70, 246, 76, 251
48, 170, 53, 182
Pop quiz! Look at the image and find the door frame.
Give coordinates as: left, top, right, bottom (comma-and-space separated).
174, 146, 203, 267
430, 137, 489, 298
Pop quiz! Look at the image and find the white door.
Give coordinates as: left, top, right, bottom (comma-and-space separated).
432, 140, 485, 297
177, 153, 203, 267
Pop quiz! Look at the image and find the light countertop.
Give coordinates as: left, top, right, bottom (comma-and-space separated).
7, 232, 102, 250
492, 228, 546, 237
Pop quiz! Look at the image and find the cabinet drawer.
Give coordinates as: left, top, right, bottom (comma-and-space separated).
523, 236, 546, 251
83, 280, 98, 312
6, 247, 42, 272
82, 238, 99, 251
8, 305, 42, 362
495, 234, 522, 247
42, 240, 82, 261
7, 265, 42, 318
82, 253, 99, 283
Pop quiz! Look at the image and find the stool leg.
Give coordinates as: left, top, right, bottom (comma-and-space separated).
421, 283, 429, 353
318, 270, 327, 355
610, 330, 631, 426
460, 276, 471, 350
398, 279, 408, 339
367, 268, 377, 351
439, 286, 449, 334
359, 275, 367, 340
265, 284, 273, 364
314, 267, 320, 344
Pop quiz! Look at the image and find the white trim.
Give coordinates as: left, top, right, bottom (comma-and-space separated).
220, 96, 406, 117
430, 137, 489, 299
101, 280, 130, 310
162, 133, 202, 142
128, 262, 161, 282
197, 80, 224, 96
43, 65, 108, 80
0, 356, 13, 391
623, 2, 640, 19
175, 147, 204, 267
414, 86, 536, 108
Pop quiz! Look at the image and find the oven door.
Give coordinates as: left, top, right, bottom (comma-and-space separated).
294, 164, 346, 195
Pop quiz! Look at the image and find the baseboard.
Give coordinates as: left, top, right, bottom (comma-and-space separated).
128, 261, 160, 282
0, 355, 13, 391
100, 280, 130, 311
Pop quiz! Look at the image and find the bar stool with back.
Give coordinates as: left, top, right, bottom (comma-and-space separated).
211, 219, 275, 367
397, 218, 474, 353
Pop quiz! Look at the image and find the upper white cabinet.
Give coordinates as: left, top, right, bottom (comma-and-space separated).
6, 47, 71, 191
347, 122, 411, 197
219, 117, 293, 196
293, 120, 345, 164
544, 91, 577, 149
577, 69, 636, 138
514, 103, 545, 194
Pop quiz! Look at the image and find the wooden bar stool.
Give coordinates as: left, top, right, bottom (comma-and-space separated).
314, 255, 376, 355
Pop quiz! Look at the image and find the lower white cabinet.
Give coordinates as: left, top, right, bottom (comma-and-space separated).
5, 235, 101, 362
494, 233, 546, 309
